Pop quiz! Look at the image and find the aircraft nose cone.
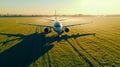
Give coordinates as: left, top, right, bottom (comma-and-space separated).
55, 27, 60, 31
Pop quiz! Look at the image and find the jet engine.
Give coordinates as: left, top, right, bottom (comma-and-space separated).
64, 27, 69, 32
44, 27, 50, 32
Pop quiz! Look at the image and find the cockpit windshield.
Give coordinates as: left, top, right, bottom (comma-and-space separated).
55, 24, 61, 27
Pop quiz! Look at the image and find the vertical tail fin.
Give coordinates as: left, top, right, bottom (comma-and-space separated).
55, 10, 57, 21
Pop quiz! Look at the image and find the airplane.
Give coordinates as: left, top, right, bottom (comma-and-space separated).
17, 11, 92, 37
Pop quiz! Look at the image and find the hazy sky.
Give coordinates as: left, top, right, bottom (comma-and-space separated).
0, 0, 120, 15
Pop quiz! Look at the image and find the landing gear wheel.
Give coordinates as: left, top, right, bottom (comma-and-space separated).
58, 35, 62, 37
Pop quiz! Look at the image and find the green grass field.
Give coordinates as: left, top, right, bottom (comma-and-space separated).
0, 17, 120, 67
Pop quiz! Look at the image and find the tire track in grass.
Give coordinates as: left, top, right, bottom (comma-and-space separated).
91, 29, 120, 47
85, 27, 120, 55
85, 35, 120, 66
89, 37, 119, 57
66, 39, 94, 67
42, 35, 58, 67
95, 36, 120, 65
41, 55, 48, 67
96, 36, 120, 55
40, 38, 56, 67
83, 38, 116, 64
47, 52, 51, 67
96, 31, 120, 48
28, 30, 54, 67
52, 55, 59, 67
75, 39, 104, 67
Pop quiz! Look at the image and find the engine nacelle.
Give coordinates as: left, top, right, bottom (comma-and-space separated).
44, 27, 50, 32
64, 27, 69, 32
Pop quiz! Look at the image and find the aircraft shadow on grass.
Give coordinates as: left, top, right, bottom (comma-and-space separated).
0, 31, 95, 67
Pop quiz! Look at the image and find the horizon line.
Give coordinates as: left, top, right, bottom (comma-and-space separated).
0, 14, 120, 16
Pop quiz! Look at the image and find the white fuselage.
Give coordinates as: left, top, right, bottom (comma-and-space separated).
53, 21, 63, 34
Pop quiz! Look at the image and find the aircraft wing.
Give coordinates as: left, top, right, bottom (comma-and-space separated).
17, 22, 53, 28
64, 22, 92, 27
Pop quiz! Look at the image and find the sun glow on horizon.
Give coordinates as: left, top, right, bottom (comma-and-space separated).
78, 0, 120, 15
0, 0, 120, 15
